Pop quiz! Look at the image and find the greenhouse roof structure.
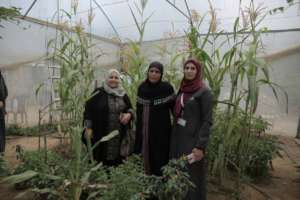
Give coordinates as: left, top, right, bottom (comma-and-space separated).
0, 0, 300, 139
1, 0, 300, 42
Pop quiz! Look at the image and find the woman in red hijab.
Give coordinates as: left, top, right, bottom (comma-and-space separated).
170, 58, 213, 200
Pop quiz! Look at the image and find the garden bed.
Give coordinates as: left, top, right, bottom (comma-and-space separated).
0, 135, 299, 200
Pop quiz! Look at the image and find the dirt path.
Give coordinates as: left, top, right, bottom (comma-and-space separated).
0, 136, 61, 199
4, 136, 62, 169
252, 136, 300, 200
207, 136, 300, 200
0, 135, 299, 199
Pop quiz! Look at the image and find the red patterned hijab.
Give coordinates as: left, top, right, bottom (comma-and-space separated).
174, 58, 204, 119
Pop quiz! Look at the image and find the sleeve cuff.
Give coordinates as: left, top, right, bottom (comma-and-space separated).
84, 120, 92, 128
127, 108, 135, 119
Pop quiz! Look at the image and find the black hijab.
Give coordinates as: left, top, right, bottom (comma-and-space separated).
138, 62, 172, 101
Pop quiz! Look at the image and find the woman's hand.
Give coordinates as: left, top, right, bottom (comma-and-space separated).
192, 148, 204, 162
120, 113, 131, 125
85, 128, 93, 139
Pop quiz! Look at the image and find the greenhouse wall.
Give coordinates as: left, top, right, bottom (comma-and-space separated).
0, 18, 121, 125
1, 17, 299, 137
140, 31, 300, 137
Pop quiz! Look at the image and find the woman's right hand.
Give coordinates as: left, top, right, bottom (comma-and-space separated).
85, 128, 93, 139
119, 113, 131, 125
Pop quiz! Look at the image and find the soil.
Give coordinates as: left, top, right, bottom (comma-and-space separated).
250, 136, 300, 200
4, 136, 62, 169
0, 135, 299, 200
207, 135, 300, 200
0, 135, 61, 200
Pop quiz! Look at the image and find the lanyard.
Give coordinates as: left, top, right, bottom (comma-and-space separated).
178, 93, 185, 119
180, 93, 184, 108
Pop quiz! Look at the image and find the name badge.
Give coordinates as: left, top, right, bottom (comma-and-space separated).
177, 118, 186, 127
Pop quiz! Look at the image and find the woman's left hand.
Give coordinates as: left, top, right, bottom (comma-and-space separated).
192, 148, 204, 161
120, 113, 131, 125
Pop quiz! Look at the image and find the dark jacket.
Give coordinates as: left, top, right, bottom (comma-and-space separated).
0, 72, 8, 118
170, 87, 213, 200
83, 87, 133, 162
170, 88, 213, 157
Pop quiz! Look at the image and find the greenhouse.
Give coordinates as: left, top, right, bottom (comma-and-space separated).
0, 0, 299, 199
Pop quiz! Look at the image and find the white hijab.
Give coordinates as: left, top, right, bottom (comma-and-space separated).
102, 69, 126, 97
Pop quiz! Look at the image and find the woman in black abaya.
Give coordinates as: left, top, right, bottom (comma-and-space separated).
134, 61, 175, 176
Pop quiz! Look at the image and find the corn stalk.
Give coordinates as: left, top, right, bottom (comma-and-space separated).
46, 10, 97, 200
121, 0, 151, 107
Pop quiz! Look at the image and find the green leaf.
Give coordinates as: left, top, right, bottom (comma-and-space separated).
129, 6, 142, 35
100, 130, 119, 142
60, 9, 72, 19
32, 188, 60, 195
233, 17, 240, 41
81, 163, 102, 184
35, 83, 44, 98
248, 75, 257, 113
1, 170, 38, 185
13, 191, 31, 199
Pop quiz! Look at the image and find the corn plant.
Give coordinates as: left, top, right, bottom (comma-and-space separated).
7, 6, 99, 199
7, 10, 110, 198
43, 9, 98, 199
155, 39, 185, 90
162, 53, 183, 90
0, 154, 10, 177
222, 3, 287, 185
0, 6, 20, 39
121, 0, 151, 107
165, 1, 288, 193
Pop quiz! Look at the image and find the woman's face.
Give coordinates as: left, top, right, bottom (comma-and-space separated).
184, 62, 198, 81
148, 67, 161, 83
107, 71, 120, 88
